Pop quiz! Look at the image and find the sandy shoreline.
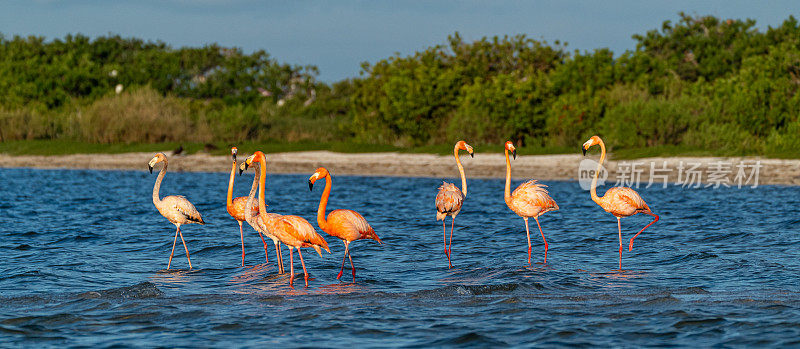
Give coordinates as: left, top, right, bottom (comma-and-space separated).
2, 151, 799, 185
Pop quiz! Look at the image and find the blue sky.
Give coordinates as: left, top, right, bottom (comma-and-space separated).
1, 1, 798, 81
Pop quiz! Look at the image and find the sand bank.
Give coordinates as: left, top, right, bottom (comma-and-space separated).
1, 151, 799, 185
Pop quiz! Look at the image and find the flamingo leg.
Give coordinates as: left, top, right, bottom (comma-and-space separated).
278, 244, 285, 274
443, 220, 449, 258
167, 225, 179, 269
258, 232, 269, 263
524, 217, 532, 265
177, 227, 192, 269
273, 241, 282, 274
348, 247, 356, 281
447, 217, 455, 268
337, 241, 349, 280
629, 212, 660, 251
239, 221, 245, 266
617, 217, 623, 270
289, 247, 294, 287
534, 216, 548, 264
298, 248, 309, 287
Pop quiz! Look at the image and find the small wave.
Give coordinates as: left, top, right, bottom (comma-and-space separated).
426, 331, 508, 346
673, 317, 726, 329
77, 282, 163, 300
673, 286, 710, 295
409, 283, 537, 298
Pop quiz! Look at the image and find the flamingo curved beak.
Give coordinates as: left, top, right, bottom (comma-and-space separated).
148, 165, 153, 174
582, 147, 587, 156
308, 180, 314, 191
233, 153, 237, 162
512, 150, 516, 160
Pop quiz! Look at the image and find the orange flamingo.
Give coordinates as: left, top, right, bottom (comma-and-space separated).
226, 147, 269, 266
435, 140, 473, 268
309, 167, 382, 281
503, 141, 559, 264
582, 135, 659, 269
245, 152, 329, 286
148, 152, 205, 269
239, 160, 286, 274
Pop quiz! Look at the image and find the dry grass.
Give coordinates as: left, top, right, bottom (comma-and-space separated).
78, 87, 212, 143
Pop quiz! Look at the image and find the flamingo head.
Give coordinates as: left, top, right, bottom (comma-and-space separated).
456, 140, 474, 158
243, 151, 265, 171
238, 159, 248, 175
582, 135, 601, 155
147, 152, 167, 174
231, 147, 238, 162
504, 141, 516, 160
308, 167, 330, 191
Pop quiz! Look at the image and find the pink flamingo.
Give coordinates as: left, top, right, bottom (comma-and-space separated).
226, 147, 269, 266
245, 152, 329, 286
309, 167, 381, 281
435, 140, 473, 268
582, 135, 659, 269
503, 141, 559, 264
239, 159, 286, 274
148, 152, 205, 269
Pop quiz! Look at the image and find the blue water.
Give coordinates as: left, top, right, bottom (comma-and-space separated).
0, 167, 799, 347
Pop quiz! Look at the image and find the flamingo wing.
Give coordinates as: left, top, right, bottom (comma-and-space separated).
327, 209, 376, 241
603, 187, 651, 215
251, 212, 281, 236
231, 196, 259, 221
435, 182, 464, 219
162, 195, 205, 224
509, 180, 559, 217
280, 215, 330, 253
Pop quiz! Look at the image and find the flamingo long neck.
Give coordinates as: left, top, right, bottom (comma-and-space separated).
226, 158, 236, 212
591, 139, 606, 204
316, 173, 332, 231
152, 159, 167, 206
504, 148, 512, 203
256, 159, 271, 224
454, 145, 467, 197
244, 162, 260, 222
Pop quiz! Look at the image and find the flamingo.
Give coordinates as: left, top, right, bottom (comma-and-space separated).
244, 151, 330, 286
239, 159, 286, 274
582, 135, 659, 270
435, 140, 473, 268
148, 152, 205, 269
309, 167, 382, 281
226, 147, 269, 266
503, 141, 559, 264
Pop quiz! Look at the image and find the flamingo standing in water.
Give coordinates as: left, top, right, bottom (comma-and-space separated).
244, 152, 329, 286
309, 167, 382, 281
503, 141, 559, 264
148, 152, 205, 269
226, 147, 269, 266
435, 140, 473, 268
582, 135, 659, 269
239, 159, 286, 274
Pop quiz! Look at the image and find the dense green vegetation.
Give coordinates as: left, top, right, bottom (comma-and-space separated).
2, 13, 799, 157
